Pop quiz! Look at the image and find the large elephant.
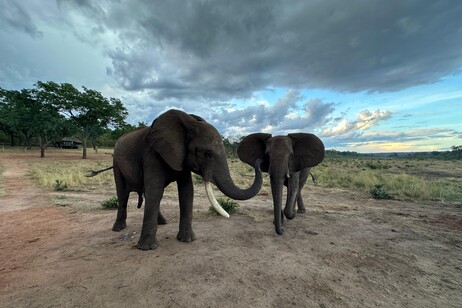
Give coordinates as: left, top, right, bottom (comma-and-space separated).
237, 133, 324, 235
111, 109, 263, 250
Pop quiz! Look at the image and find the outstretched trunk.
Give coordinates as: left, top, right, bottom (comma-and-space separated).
270, 176, 284, 235
212, 158, 262, 200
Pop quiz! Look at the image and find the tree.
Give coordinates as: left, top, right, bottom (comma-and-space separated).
0, 87, 71, 157
36, 81, 128, 159
451, 145, 462, 160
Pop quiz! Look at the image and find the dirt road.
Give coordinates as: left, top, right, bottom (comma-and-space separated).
0, 153, 461, 307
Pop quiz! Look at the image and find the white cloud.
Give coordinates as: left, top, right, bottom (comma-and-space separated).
323, 109, 392, 137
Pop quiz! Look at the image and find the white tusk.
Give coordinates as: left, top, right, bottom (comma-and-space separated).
204, 181, 230, 218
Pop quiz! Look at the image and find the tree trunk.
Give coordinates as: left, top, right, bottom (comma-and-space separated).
82, 136, 87, 159
38, 136, 46, 158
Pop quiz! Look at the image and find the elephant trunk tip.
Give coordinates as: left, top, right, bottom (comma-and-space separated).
284, 208, 296, 220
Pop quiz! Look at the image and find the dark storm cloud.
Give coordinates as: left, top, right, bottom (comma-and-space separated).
208, 93, 337, 136
0, 1, 42, 38
56, 0, 462, 100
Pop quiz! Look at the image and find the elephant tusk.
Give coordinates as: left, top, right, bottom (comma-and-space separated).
204, 181, 230, 218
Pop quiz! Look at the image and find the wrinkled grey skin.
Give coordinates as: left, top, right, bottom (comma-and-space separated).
113, 110, 263, 250
238, 133, 325, 235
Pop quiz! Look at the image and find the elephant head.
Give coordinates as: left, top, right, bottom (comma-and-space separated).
147, 110, 263, 216
237, 133, 324, 234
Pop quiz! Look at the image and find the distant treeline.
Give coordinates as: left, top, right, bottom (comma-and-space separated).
325, 149, 462, 160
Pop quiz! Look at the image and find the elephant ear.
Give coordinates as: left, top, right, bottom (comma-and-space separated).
289, 133, 325, 172
237, 133, 271, 172
147, 110, 198, 171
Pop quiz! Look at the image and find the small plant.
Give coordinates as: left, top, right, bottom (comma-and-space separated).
365, 160, 390, 170
54, 180, 69, 191
209, 197, 240, 215
193, 174, 203, 184
370, 184, 394, 200
101, 196, 119, 209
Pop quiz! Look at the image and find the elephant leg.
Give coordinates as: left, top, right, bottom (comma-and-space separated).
284, 172, 300, 219
113, 190, 129, 231
113, 167, 129, 231
176, 171, 196, 242
140, 191, 166, 224
137, 186, 164, 250
297, 168, 310, 213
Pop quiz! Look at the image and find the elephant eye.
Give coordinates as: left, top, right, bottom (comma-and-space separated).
203, 150, 213, 159
196, 148, 213, 159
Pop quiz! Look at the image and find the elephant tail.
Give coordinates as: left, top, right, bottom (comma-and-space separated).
137, 193, 143, 209
309, 172, 318, 185
85, 166, 114, 177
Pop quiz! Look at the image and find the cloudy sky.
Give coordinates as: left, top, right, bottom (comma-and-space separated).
1, 0, 461, 152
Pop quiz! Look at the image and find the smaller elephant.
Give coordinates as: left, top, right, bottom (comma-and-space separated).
238, 133, 325, 235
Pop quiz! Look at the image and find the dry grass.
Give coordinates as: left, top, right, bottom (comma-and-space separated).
29, 159, 115, 192
26, 151, 462, 205
315, 157, 462, 203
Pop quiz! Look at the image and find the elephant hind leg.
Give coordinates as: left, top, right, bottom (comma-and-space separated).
137, 192, 166, 224
158, 211, 167, 225
296, 168, 310, 213
113, 190, 129, 231
296, 194, 306, 213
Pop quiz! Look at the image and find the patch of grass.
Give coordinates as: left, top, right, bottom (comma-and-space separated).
209, 197, 240, 215
53, 195, 70, 207
101, 196, 119, 209
370, 184, 394, 200
30, 159, 114, 191
315, 158, 462, 203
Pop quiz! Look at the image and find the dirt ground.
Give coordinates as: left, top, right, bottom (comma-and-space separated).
0, 153, 461, 307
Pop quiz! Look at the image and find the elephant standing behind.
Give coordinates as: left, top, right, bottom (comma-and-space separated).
237, 133, 325, 235
112, 109, 263, 250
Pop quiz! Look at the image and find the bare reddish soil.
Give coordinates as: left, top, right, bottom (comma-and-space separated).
0, 152, 461, 307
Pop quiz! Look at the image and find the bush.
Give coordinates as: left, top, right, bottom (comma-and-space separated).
209, 197, 240, 215
101, 196, 119, 209
370, 184, 394, 200
54, 180, 69, 191
365, 160, 390, 170
193, 174, 203, 184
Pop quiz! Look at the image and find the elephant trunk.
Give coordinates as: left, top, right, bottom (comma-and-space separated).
270, 175, 285, 235
212, 158, 263, 201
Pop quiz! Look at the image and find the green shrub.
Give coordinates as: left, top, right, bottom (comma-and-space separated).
193, 174, 203, 184
101, 196, 119, 209
209, 197, 240, 215
54, 180, 69, 191
365, 160, 390, 170
370, 184, 394, 200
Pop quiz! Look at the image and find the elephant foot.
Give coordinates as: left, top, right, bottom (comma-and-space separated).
137, 235, 158, 250
177, 229, 196, 242
112, 221, 127, 231
158, 212, 167, 225
297, 208, 306, 213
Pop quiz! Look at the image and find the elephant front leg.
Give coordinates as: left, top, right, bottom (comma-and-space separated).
137, 187, 164, 250
176, 172, 196, 242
